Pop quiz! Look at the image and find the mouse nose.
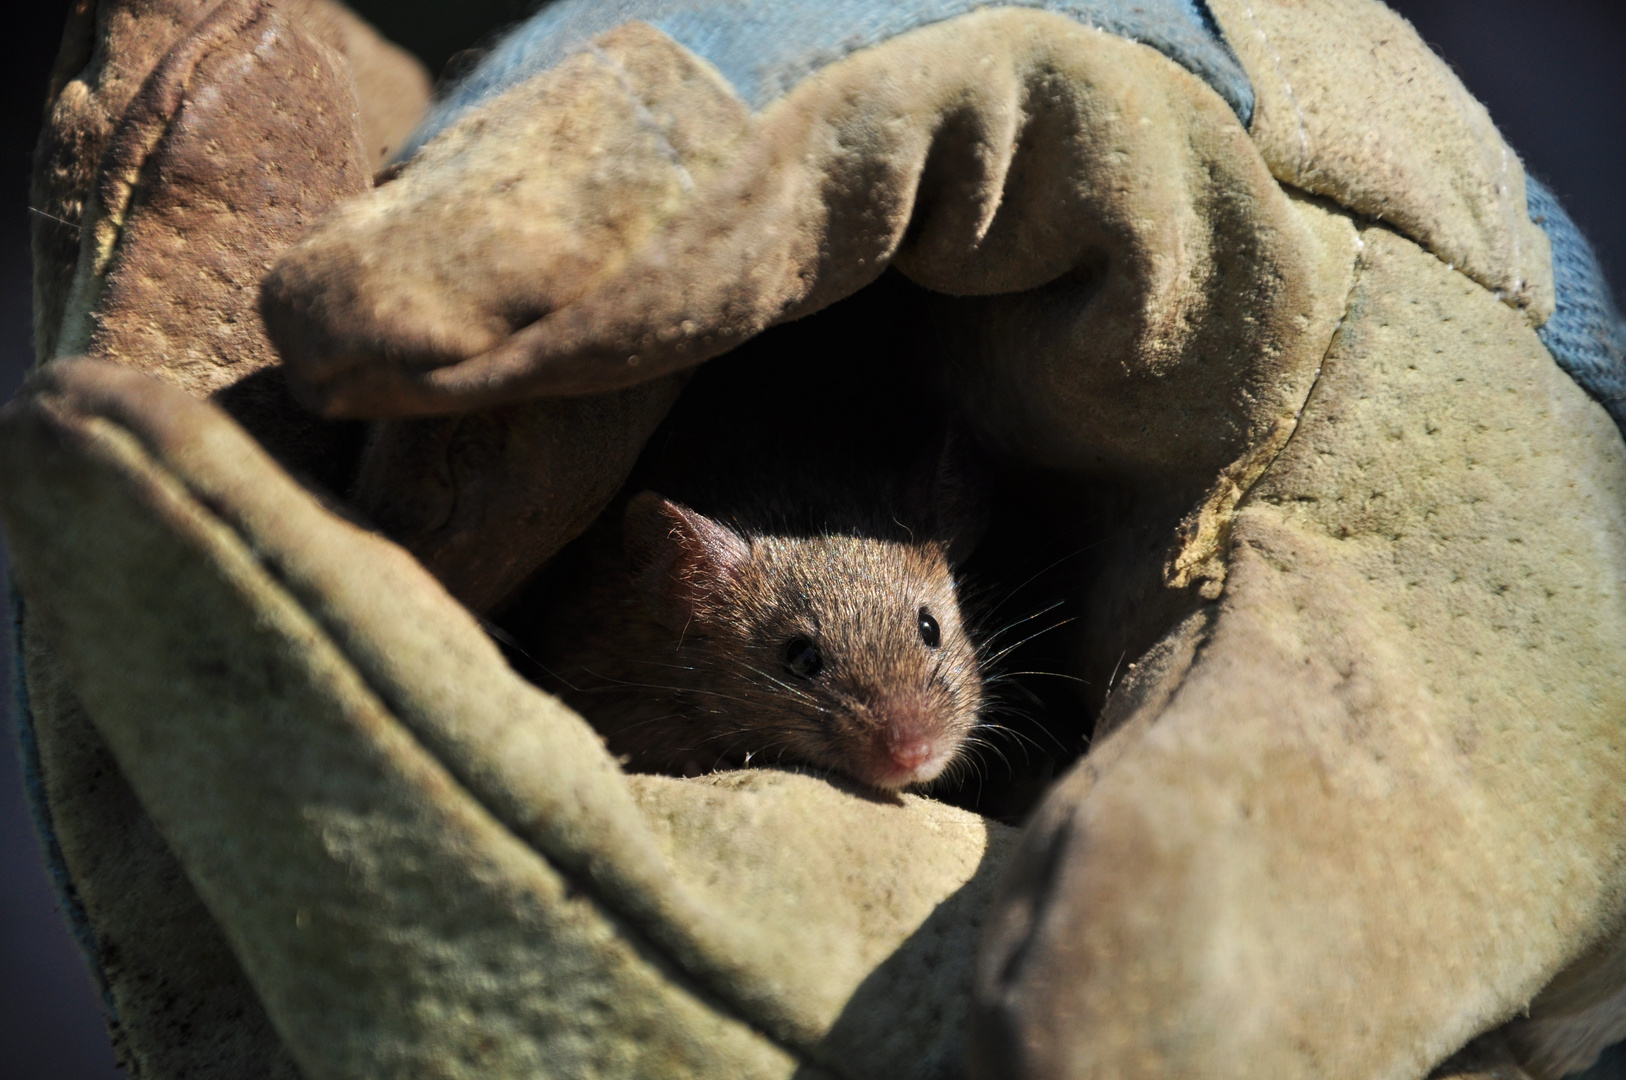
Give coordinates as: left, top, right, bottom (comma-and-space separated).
888, 737, 935, 772
864, 695, 958, 788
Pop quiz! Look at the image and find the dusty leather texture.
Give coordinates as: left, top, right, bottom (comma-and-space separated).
302, 19, 739, 607
351, 377, 691, 611
31, 0, 427, 366
3, 359, 1014, 1080
1205, 0, 1555, 326
263, 12, 1327, 424
12, 1, 1626, 1079
265, 10, 1354, 608
18, 2, 428, 1076
972, 225, 1626, 1080
36, 0, 430, 490
30, 0, 210, 367
293, 0, 432, 171
19, 637, 305, 1078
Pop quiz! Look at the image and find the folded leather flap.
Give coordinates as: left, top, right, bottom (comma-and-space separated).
1, 358, 1017, 1079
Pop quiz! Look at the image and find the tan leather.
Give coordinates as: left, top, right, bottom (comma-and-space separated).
12, 4, 1626, 1079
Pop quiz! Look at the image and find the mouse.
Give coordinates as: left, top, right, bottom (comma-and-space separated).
491, 268, 1002, 791
509, 421, 987, 792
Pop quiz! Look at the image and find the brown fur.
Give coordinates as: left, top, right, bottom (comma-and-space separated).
521, 496, 982, 791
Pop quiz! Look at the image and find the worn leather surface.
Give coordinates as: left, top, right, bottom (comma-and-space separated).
972, 225, 1626, 1080
265, 10, 1353, 609
3, 358, 1014, 1080
12, 2, 1626, 1079
36, 0, 428, 490
1205, 0, 1554, 326
19, 3, 427, 1075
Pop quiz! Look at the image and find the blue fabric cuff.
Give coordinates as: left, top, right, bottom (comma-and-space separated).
1526, 177, 1626, 435
406, 0, 1252, 157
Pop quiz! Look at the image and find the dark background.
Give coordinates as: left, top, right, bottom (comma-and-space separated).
1, 2, 1621, 1076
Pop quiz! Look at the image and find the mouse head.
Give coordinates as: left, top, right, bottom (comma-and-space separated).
624, 491, 982, 791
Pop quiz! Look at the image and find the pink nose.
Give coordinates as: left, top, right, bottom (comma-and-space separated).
889, 738, 935, 772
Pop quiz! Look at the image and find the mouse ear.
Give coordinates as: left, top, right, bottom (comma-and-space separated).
624, 491, 750, 630
915, 423, 989, 567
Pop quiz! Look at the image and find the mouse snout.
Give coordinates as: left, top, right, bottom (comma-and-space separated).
856, 695, 960, 790
888, 736, 936, 773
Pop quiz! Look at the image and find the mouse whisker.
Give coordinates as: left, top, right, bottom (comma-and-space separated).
601, 714, 692, 740
613, 658, 707, 674
730, 661, 822, 706
978, 617, 1078, 668
978, 540, 1110, 618
988, 670, 1091, 685
983, 680, 1059, 720
939, 746, 986, 792
978, 716, 1070, 756
962, 734, 1017, 776
569, 666, 766, 709
971, 599, 1069, 651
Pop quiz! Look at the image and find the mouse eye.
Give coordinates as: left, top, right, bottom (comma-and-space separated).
783, 636, 823, 679
918, 607, 941, 648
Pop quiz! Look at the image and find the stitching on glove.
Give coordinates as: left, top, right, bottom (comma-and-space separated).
587, 42, 697, 193
91, 0, 266, 277
1239, 1, 1309, 177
